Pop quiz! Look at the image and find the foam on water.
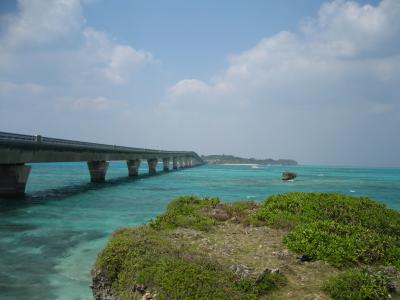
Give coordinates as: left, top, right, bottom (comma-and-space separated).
0, 163, 399, 299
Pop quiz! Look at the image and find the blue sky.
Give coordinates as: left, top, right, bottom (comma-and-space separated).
0, 0, 399, 166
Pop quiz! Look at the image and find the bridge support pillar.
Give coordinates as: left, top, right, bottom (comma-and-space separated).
172, 157, 178, 170
0, 164, 31, 196
179, 158, 185, 168
162, 158, 170, 172
147, 159, 158, 175
127, 159, 140, 176
186, 158, 192, 167
87, 161, 109, 182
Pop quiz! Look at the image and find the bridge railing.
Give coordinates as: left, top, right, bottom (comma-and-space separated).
0, 131, 196, 156
0, 131, 36, 142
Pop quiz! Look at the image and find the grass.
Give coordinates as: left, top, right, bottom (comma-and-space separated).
95, 193, 400, 300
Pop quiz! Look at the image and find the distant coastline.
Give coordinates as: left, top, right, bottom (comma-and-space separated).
201, 154, 298, 165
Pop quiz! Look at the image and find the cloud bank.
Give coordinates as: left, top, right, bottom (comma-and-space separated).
163, 0, 400, 166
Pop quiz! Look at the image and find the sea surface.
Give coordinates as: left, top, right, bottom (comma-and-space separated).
0, 162, 399, 300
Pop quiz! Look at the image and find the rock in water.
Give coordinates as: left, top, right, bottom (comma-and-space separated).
282, 171, 297, 181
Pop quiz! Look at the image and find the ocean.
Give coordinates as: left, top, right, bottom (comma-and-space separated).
0, 162, 399, 300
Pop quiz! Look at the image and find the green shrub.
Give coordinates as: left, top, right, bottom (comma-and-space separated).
235, 271, 287, 297
385, 245, 400, 269
96, 226, 166, 282
253, 192, 400, 235
150, 195, 220, 231
254, 271, 288, 295
253, 193, 400, 268
96, 224, 286, 300
284, 221, 395, 267
323, 268, 394, 299
136, 255, 247, 300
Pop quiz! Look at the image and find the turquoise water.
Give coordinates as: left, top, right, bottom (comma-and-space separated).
0, 162, 399, 300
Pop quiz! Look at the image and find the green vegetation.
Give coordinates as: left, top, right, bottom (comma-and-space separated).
237, 271, 287, 296
149, 195, 219, 231
323, 268, 395, 300
97, 226, 253, 300
94, 193, 400, 300
253, 192, 400, 233
201, 154, 298, 165
96, 196, 286, 300
253, 192, 400, 269
284, 220, 394, 267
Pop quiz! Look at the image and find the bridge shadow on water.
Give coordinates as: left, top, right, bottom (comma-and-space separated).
0, 170, 180, 212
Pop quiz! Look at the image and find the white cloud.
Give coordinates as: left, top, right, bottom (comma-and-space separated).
2, 0, 83, 48
369, 103, 393, 114
167, 0, 400, 108
0, 81, 48, 94
71, 96, 130, 111
82, 28, 155, 84
0, 1, 155, 86
0, 0, 158, 148
162, 0, 400, 165
167, 79, 211, 97
102, 44, 154, 84
303, 0, 400, 57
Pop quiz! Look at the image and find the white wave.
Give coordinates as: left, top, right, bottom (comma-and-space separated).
223, 163, 258, 166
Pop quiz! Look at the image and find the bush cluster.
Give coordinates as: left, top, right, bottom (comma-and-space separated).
323, 268, 394, 299
237, 271, 287, 296
253, 192, 400, 235
149, 195, 220, 231
284, 220, 394, 267
254, 192, 400, 268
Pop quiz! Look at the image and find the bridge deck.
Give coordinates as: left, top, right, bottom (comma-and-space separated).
0, 131, 204, 196
0, 131, 201, 164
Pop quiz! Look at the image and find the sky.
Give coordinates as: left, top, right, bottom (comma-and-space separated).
0, 0, 399, 167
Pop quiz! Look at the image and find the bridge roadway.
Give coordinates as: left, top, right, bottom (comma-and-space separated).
0, 131, 204, 196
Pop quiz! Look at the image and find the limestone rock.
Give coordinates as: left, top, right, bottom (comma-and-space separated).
91, 267, 121, 300
207, 204, 230, 221
282, 171, 297, 181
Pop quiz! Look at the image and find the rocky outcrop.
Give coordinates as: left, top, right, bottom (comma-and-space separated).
91, 266, 157, 300
282, 171, 297, 181
91, 267, 120, 300
230, 264, 282, 282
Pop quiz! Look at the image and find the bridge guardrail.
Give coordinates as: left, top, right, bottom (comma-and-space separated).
0, 131, 198, 157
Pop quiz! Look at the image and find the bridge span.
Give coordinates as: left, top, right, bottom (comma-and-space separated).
0, 131, 204, 196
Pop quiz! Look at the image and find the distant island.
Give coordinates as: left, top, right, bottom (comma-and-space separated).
201, 154, 298, 165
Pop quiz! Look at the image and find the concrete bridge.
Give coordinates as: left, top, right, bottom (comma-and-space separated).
0, 131, 204, 196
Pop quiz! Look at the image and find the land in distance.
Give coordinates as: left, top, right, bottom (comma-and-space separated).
201, 154, 298, 165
